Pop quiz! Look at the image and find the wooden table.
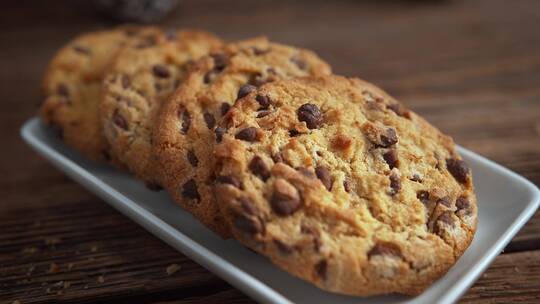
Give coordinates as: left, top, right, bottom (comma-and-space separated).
2, 0, 539, 302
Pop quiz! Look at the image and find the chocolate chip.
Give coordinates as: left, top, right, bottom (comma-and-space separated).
73, 46, 90, 55
343, 179, 352, 192
315, 260, 327, 280
446, 158, 470, 184
216, 175, 242, 188
204, 55, 228, 84
297, 103, 323, 129
249, 156, 270, 181
247, 72, 264, 87
272, 152, 284, 163
433, 211, 455, 235
253, 47, 270, 55
220, 102, 231, 116
113, 110, 128, 130
290, 55, 307, 70
315, 166, 332, 191
438, 211, 455, 225
387, 103, 410, 118
56, 83, 69, 97
238, 197, 258, 216
274, 239, 293, 254
211, 53, 227, 71
178, 107, 191, 134
410, 174, 423, 183
255, 95, 271, 109
152, 64, 170, 78
456, 196, 470, 211
383, 149, 398, 169
145, 182, 163, 191
237, 84, 256, 100
437, 197, 451, 208
234, 213, 262, 234
215, 127, 226, 143
380, 128, 398, 147
181, 179, 200, 200
271, 179, 301, 216
297, 167, 316, 179
301, 225, 322, 251
289, 129, 301, 137
203, 112, 215, 129
187, 150, 198, 167
417, 190, 430, 205
235, 127, 258, 142
121, 75, 131, 89
368, 243, 401, 258
256, 110, 272, 118
389, 172, 400, 195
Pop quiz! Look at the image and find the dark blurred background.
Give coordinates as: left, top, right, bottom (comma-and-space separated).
3, 0, 539, 181
1, 1, 540, 303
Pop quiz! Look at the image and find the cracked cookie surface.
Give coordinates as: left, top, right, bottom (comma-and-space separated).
100, 29, 222, 187
40, 26, 157, 161
153, 37, 331, 236
213, 75, 477, 296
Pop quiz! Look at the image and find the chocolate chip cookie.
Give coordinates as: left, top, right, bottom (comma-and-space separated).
213, 75, 478, 296
40, 26, 158, 161
100, 29, 222, 187
153, 37, 331, 236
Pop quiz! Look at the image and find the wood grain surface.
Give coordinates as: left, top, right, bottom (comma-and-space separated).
1, 0, 539, 303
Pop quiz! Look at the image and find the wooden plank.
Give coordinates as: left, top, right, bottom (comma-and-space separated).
461, 250, 540, 303
2, 191, 538, 304
0, 181, 250, 303
2, 186, 538, 303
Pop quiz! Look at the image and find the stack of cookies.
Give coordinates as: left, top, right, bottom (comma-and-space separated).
40, 26, 478, 296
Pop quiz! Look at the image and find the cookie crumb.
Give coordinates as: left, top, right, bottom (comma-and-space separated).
49, 262, 60, 273
166, 263, 181, 275
27, 265, 35, 276
21, 247, 38, 254
45, 237, 61, 245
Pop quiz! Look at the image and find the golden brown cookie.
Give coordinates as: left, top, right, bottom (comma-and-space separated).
153, 37, 331, 236
100, 29, 222, 188
40, 26, 158, 161
213, 75, 478, 296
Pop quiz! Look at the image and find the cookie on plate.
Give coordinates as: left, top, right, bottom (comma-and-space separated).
213, 75, 478, 296
100, 29, 222, 188
153, 37, 331, 236
40, 26, 158, 161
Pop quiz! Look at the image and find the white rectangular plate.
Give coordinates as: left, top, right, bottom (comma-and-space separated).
21, 117, 539, 304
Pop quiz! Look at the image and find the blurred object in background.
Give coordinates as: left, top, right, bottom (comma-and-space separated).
94, 0, 179, 23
